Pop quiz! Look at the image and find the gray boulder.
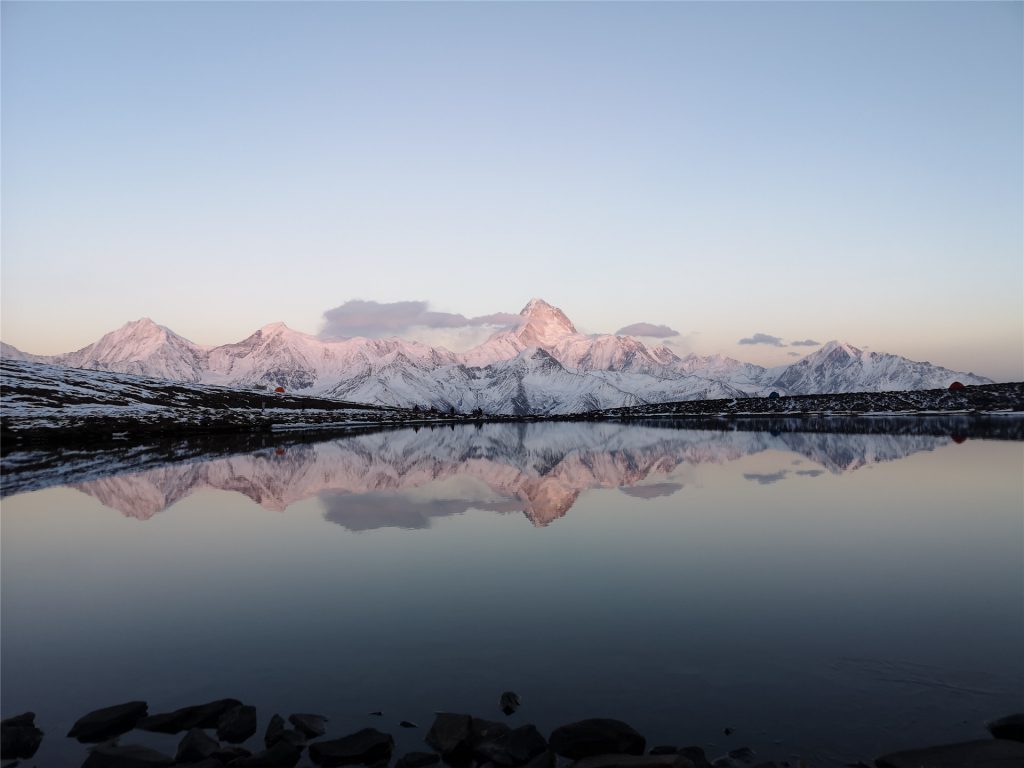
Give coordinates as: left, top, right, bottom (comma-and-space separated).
225, 738, 303, 768
68, 701, 149, 743
571, 755, 695, 768
264, 715, 286, 749
875, 739, 1024, 768
425, 714, 473, 757
289, 714, 328, 740
500, 692, 521, 717
80, 743, 174, 767
988, 714, 1024, 742
308, 728, 395, 767
137, 699, 241, 735
394, 752, 442, 768
474, 724, 548, 767
549, 719, 646, 760
176, 728, 220, 763
218, 705, 258, 744
1, 712, 44, 760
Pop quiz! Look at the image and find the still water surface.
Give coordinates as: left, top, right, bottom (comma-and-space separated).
2, 422, 1022, 766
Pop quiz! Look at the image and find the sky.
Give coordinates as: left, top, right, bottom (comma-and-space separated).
2, 1, 1021, 380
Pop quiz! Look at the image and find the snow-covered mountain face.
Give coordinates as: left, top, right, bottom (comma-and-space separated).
768, 340, 991, 393
60, 318, 209, 382
0, 300, 994, 414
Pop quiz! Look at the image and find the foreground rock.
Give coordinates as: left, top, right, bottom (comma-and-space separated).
81, 743, 174, 767
425, 714, 473, 757
573, 755, 697, 768
309, 728, 395, 767
67, 701, 149, 743
987, 713, 1024, 742
875, 739, 1024, 768
474, 724, 548, 766
225, 738, 302, 768
264, 714, 286, 748
1, 711, 44, 760
500, 692, 521, 716
218, 705, 259, 743
395, 752, 442, 768
289, 713, 328, 739
176, 728, 221, 763
549, 719, 646, 759
137, 698, 241, 734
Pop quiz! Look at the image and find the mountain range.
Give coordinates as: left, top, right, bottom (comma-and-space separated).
0, 298, 992, 415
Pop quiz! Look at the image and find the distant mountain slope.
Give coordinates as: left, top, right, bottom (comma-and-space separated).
0, 299, 995, 414
59, 318, 208, 382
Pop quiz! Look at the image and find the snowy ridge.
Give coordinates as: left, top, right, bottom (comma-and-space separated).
0, 299, 994, 414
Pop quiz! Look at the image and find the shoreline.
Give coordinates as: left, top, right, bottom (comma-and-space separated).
3, 359, 1022, 450
3, 702, 1023, 768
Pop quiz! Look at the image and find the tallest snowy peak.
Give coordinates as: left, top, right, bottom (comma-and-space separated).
516, 299, 577, 346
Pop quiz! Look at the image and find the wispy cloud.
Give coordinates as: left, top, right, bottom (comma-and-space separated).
790, 339, 821, 347
320, 300, 519, 339
787, 352, 800, 357
738, 333, 786, 347
615, 322, 680, 338
743, 471, 789, 485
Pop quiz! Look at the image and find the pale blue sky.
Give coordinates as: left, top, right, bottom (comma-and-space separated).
2, 1, 1021, 379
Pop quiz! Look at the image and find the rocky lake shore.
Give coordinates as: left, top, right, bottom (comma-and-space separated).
2, 360, 1022, 450
3, 699, 1023, 768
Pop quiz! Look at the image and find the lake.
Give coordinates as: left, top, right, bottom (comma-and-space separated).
2, 420, 1022, 766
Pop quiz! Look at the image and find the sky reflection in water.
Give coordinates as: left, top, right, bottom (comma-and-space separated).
2, 423, 1022, 767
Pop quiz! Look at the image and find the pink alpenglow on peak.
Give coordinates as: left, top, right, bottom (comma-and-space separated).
0, 299, 996, 414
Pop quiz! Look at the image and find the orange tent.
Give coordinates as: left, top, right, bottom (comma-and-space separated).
274, 386, 286, 394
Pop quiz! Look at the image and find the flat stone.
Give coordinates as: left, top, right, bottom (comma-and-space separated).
875, 739, 1024, 768
176, 728, 220, 763
289, 714, 328, 740
572, 755, 695, 768
550, 720, 647, 760
137, 699, 241, 735
68, 701, 149, 743
1, 712, 43, 760
218, 705, 259, 744
425, 714, 473, 756
308, 728, 395, 767
394, 752, 442, 768
988, 714, 1024, 742
80, 743, 174, 768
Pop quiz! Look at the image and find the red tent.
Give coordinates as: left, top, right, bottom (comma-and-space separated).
948, 381, 966, 391
274, 386, 286, 393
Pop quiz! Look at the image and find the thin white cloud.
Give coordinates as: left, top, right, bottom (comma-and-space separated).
320, 300, 519, 339
615, 322, 680, 338
738, 333, 786, 347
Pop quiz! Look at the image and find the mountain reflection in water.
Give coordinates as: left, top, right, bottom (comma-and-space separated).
54, 422, 965, 528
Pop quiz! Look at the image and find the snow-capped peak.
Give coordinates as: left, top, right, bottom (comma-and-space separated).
516, 298, 577, 347
816, 340, 862, 358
